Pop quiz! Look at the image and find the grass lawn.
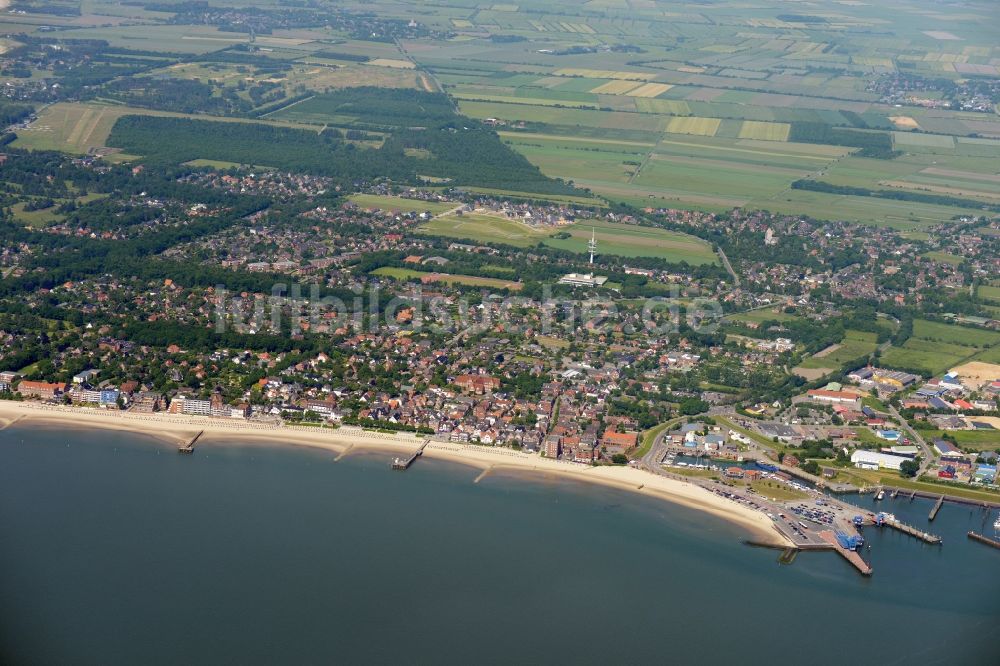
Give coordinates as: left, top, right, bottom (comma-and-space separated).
852, 427, 891, 447
862, 395, 889, 413
924, 430, 1000, 453
371, 266, 522, 290
727, 308, 799, 325
632, 417, 685, 460
418, 213, 548, 247
11, 202, 64, 228
542, 219, 717, 264
671, 467, 719, 479
749, 479, 809, 501
835, 468, 999, 503
348, 194, 457, 216
923, 251, 964, 266
183, 159, 270, 170
14, 101, 320, 155
798, 330, 878, 369
716, 416, 780, 451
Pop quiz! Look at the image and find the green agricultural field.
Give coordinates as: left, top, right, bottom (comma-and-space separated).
912, 319, 1000, 347
401, 0, 1000, 226
8, 0, 1000, 230
978, 285, 1000, 303
878, 318, 997, 374
738, 121, 790, 142
541, 220, 717, 264
665, 117, 721, 137
971, 347, 1000, 364
880, 344, 972, 375
633, 153, 809, 207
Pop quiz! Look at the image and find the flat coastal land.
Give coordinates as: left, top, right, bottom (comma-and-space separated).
0, 401, 790, 547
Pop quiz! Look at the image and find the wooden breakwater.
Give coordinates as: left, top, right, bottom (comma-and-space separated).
929, 495, 944, 521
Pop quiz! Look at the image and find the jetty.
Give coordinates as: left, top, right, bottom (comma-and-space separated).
909, 490, 916, 502
818, 530, 872, 576
391, 439, 430, 470
178, 430, 203, 454
967, 531, 1000, 551
929, 495, 944, 521
879, 514, 942, 544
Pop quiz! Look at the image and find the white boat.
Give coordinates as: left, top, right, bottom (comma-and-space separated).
994, 513, 1000, 530
875, 490, 885, 501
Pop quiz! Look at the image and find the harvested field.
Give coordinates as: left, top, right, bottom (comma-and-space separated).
666, 117, 721, 137
627, 83, 673, 98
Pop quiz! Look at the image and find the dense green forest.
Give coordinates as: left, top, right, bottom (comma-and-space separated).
107, 88, 576, 195
788, 122, 897, 158
791, 179, 998, 212
0, 102, 34, 127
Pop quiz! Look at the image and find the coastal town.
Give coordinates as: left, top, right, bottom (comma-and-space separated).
1, 154, 998, 537
2, 0, 999, 661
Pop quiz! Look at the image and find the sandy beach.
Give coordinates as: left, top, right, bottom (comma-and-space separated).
0, 401, 791, 547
